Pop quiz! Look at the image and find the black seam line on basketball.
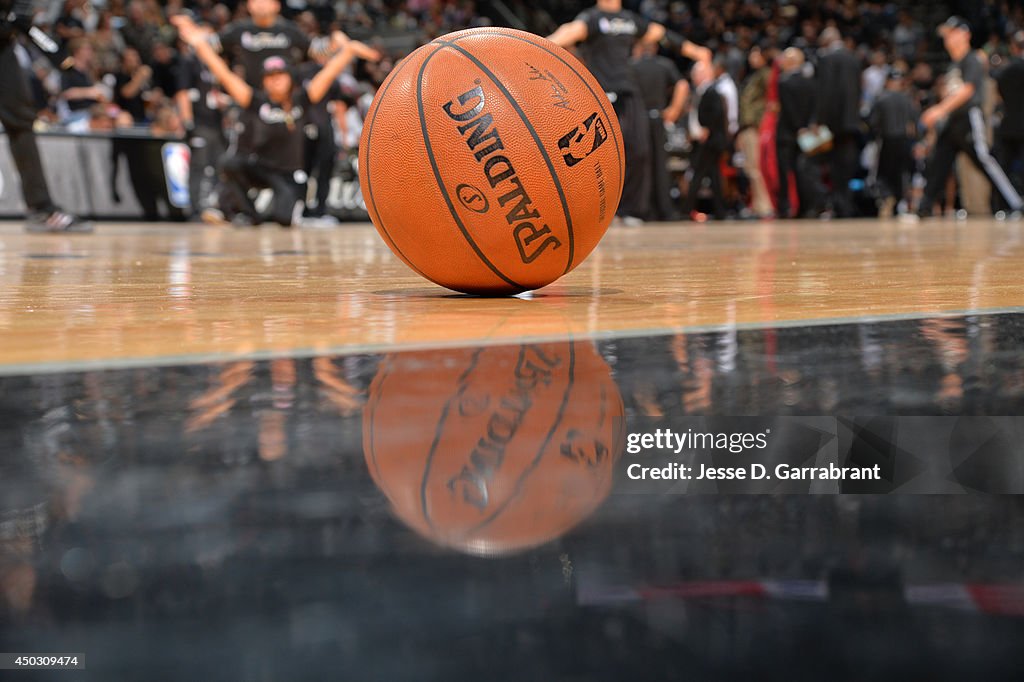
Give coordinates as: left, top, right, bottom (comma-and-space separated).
417, 44, 526, 291
420, 346, 487, 531
364, 47, 432, 280
465, 341, 577, 536
449, 31, 624, 194
437, 39, 577, 276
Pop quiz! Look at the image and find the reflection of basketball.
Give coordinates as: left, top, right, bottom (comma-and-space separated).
359, 27, 624, 296
364, 341, 624, 555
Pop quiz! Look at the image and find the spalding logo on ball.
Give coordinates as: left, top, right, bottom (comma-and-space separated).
364, 341, 624, 556
359, 27, 625, 295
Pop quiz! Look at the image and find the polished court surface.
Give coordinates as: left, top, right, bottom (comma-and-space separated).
2, 218, 1023, 372
2, 218, 1023, 679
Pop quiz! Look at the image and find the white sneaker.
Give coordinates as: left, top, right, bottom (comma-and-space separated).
299, 215, 341, 229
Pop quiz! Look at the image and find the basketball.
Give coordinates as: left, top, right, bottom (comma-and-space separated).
364, 340, 624, 555
359, 27, 624, 296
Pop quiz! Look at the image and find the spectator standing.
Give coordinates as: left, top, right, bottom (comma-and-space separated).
299, 58, 344, 222
738, 45, 774, 219
631, 40, 688, 221
869, 70, 917, 217
776, 47, 822, 219
686, 60, 728, 221
713, 56, 739, 139
815, 27, 862, 218
176, 49, 231, 218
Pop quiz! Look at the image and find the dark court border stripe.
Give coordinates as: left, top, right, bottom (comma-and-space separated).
4, 306, 1024, 378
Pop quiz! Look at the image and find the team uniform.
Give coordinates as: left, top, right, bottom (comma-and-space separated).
299, 62, 343, 219
208, 18, 333, 223
178, 54, 229, 215
221, 89, 311, 225
919, 52, 1022, 216
575, 7, 652, 220
215, 18, 329, 85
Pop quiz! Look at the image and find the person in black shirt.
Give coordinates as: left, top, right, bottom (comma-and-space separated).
108, 47, 152, 123
176, 53, 231, 217
175, 0, 337, 87
869, 70, 917, 217
60, 39, 106, 120
298, 59, 344, 221
632, 40, 688, 221
176, 18, 379, 226
0, 4, 91, 232
993, 31, 1024, 214
548, 0, 710, 224
917, 17, 1022, 219
54, 0, 86, 48
150, 40, 182, 100
686, 60, 728, 221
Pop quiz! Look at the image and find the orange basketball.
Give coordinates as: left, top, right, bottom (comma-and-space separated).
359, 27, 624, 296
364, 341, 624, 556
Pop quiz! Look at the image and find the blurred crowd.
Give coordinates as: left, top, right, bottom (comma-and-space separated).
9, 0, 1024, 222
541, 0, 1024, 221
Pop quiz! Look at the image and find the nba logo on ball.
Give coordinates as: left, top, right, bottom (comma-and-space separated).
161, 143, 192, 210
360, 28, 624, 296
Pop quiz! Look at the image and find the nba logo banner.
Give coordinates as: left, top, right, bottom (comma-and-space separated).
162, 143, 191, 210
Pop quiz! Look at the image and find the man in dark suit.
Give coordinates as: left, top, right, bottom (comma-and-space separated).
994, 31, 1024, 214
686, 60, 728, 220
814, 27, 863, 217
776, 48, 823, 219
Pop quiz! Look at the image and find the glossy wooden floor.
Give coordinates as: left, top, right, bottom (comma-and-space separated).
1, 218, 1022, 374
